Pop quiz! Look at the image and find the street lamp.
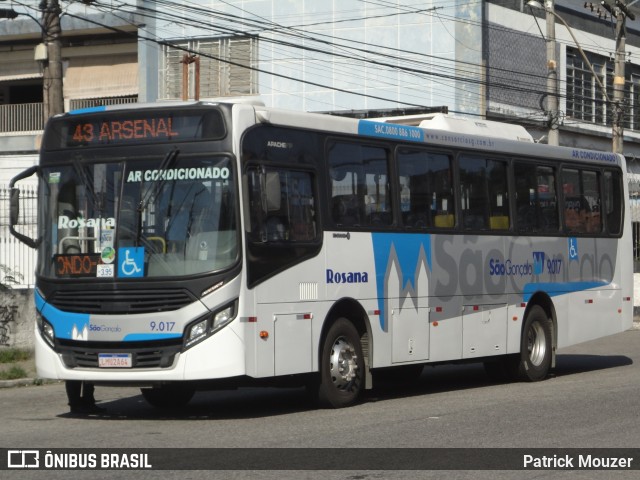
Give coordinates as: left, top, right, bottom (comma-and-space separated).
527, 0, 625, 153
527, 0, 610, 100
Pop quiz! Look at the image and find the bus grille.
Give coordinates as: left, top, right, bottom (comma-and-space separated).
48, 289, 195, 314
59, 342, 182, 369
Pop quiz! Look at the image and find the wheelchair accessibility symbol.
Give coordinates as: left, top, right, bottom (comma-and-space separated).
568, 237, 579, 261
118, 247, 144, 278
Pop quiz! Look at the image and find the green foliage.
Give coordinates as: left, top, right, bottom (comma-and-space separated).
0, 366, 28, 380
0, 348, 32, 364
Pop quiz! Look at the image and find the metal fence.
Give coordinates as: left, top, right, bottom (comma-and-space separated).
0, 103, 44, 134
0, 97, 138, 134
0, 185, 37, 288
69, 96, 138, 111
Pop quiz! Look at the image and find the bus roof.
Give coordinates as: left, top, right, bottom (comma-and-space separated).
57, 101, 623, 168
253, 105, 623, 168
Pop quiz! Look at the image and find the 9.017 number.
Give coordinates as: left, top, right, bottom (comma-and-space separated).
149, 321, 175, 332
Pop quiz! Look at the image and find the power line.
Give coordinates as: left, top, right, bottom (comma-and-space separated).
93, 0, 557, 105
8, 0, 618, 124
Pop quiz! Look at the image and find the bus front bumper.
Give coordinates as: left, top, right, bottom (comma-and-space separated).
35, 323, 246, 383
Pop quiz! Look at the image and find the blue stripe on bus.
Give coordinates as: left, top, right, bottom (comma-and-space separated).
35, 289, 91, 340
358, 120, 425, 142
123, 333, 182, 341
523, 281, 609, 302
68, 106, 107, 115
372, 233, 432, 331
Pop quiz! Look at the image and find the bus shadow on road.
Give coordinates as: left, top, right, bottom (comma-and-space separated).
62, 353, 632, 420
553, 353, 632, 376
61, 386, 319, 421
360, 352, 634, 405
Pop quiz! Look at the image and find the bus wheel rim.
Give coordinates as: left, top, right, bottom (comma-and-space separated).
527, 321, 546, 366
329, 336, 359, 390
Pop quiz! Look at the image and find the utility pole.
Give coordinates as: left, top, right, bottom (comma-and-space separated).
613, 7, 626, 154
596, 0, 635, 154
181, 54, 200, 101
41, 0, 64, 121
611, 1, 635, 155
545, 0, 560, 146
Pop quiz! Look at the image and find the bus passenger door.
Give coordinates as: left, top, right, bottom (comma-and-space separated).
462, 304, 507, 358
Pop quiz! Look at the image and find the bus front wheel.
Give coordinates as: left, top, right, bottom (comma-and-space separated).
317, 318, 365, 408
516, 305, 553, 382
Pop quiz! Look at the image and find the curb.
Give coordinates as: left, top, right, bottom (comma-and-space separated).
0, 378, 60, 389
0, 378, 41, 388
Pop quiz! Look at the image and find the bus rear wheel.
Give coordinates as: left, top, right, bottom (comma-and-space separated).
141, 384, 195, 409
317, 318, 365, 408
516, 305, 553, 382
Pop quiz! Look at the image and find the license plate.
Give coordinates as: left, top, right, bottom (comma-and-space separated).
98, 353, 132, 368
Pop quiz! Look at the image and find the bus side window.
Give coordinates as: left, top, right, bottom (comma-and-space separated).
459, 155, 508, 231
514, 163, 559, 233
245, 168, 316, 243
328, 141, 391, 228
397, 148, 454, 229
562, 168, 601, 234
564, 196, 589, 233
514, 164, 536, 231
487, 160, 509, 230
604, 170, 622, 235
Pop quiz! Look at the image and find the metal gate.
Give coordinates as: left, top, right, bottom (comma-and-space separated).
0, 185, 37, 288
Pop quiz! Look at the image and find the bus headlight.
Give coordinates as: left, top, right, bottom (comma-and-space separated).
183, 300, 237, 350
36, 312, 55, 347
213, 304, 234, 331
185, 318, 208, 348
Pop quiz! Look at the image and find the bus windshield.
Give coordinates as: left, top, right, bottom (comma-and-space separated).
38, 154, 237, 280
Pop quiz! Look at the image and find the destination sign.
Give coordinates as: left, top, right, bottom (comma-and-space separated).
44, 109, 226, 149
55, 254, 101, 278
71, 117, 180, 144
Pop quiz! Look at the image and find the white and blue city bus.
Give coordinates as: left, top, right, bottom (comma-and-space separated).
9, 101, 632, 408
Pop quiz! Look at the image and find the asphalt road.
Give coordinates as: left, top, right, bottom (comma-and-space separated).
2, 327, 639, 480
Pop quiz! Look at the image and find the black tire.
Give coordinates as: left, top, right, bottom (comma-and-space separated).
317, 318, 365, 408
516, 305, 553, 382
140, 384, 195, 409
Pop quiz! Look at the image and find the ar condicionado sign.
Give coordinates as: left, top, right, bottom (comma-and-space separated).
70, 117, 180, 145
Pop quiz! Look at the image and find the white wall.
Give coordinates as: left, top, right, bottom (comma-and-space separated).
0, 155, 38, 187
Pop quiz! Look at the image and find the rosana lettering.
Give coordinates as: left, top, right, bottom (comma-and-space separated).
326, 269, 369, 284
58, 215, 115, 230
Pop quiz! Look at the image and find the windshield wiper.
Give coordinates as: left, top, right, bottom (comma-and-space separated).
138, 148, 180, 213
134, 148, 180, 247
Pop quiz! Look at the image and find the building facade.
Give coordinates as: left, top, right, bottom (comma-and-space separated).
3, 0, 640, 288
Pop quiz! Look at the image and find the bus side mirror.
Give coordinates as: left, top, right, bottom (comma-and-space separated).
9, 166, 41, 249
9, 188, 20, 226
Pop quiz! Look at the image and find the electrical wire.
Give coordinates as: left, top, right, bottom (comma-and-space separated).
90, 0, 557, 106
9, 0, 629, 124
